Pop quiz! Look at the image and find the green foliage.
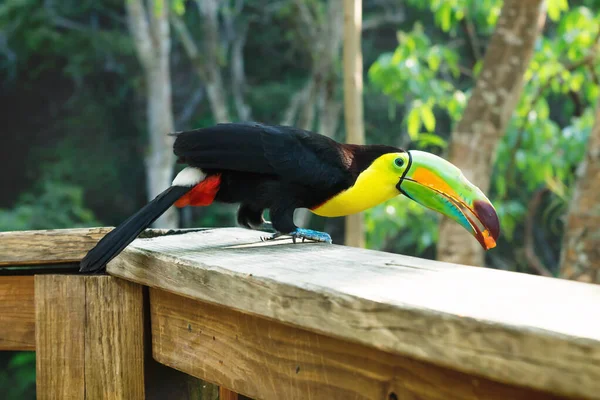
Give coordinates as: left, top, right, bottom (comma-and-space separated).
368, 1, 600, 264
0, 180, 99, 231
0, 352, 36, 400
365, 196, 438, 255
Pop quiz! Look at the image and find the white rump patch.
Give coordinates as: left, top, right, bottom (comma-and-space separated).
172, 167, 206, 187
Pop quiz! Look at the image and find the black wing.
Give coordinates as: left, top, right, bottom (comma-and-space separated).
172, 123, 350, 188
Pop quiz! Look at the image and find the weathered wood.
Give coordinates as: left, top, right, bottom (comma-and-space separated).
0, 227, 112, 266
84, 276, 145, 399
107, 228, 600, 399
35, 275, 86, 399
0, 276, 35, 350
35, 275, 145, 400
151, 288, 565, 400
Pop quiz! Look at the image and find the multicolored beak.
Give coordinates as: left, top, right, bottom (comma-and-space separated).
398, 150, 500, 250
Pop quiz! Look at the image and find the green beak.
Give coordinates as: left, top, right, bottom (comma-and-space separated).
397, 150, 500, 250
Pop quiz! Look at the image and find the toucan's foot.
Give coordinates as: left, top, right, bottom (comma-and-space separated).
290, 228, 332, 244
261, 228, 332, 244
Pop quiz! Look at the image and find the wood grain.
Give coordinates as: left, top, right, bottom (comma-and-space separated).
35, 275, 86, 400
219, 387, 239, 400
35, 275, 145, 400
0, 276, 35, 350
0, 227, 112, 266
84, 276, 145, 399
107, 228, 600, 399
150, 288, 566, 400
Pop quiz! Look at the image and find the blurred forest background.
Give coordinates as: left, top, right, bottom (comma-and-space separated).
1, 0, 599, 398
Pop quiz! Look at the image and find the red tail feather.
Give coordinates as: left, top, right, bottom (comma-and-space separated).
175, 174, 221, 207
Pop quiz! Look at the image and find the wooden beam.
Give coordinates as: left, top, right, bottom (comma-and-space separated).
35, 275, 145, 400
0, 276, 35, 350
150, 288, 563, 400
0, 227, 112, 266
107, 228, 600, 399
35, 275, 86, 399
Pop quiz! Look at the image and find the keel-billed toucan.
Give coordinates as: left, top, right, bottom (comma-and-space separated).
79, 122, 499, 273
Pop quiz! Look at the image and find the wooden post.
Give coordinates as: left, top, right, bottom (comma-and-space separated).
343, 0, 365, 248
35, 275, 145, 400
0, 276, 35, 350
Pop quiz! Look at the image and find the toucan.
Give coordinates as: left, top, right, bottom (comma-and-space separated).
79, 122, 499, 273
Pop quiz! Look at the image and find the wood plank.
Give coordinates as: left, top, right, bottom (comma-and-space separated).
35, 275, 145, 400
0, 227, 112, 266
0, 276, 35, 350
35, 275, 86, 400
150, 288, 566, 400
84, 276, 145, 399
107, 228, 600, 399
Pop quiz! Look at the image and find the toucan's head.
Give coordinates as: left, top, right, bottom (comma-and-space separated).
389, 150, 499, 250
310, 147, 500, 249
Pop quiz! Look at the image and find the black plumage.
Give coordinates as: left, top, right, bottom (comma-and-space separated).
79, 122, 403, 273
79, 185, 191, 273
173, 123, 402, 232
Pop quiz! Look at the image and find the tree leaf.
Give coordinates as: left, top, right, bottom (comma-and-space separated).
407, 106, 421, 139
420, 104, 436, 131
438, 3, 452, 32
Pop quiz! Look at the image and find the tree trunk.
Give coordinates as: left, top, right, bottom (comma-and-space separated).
172, 0, 231, 123
436, 0, 546, 266
343, 0, 365, 248
145, 63, 177, 228
559, 102, 600, 283
126, 0, 177, 229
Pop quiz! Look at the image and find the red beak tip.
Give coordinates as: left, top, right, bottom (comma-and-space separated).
473, 200, 500, 242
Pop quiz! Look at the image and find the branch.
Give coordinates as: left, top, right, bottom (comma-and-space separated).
147, 0, 170, 57
294, 0, 318, 45
281, 79, 314, 126
461, 16, 482, 62
230, 22, 252, 120
171, 14, 202, 71
194, 0, 220, 54
44, 0, 89, 31
125, 0, 155, 67
362, 12, 405, 31
298, 78, 318, 130
175, 89, 205, 129
0, 32, 16, 63
193, 0, 230, 122
222, 0, 251, 120
524, 188, 553, 277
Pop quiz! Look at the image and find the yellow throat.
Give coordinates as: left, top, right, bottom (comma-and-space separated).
310, 153, 402, 217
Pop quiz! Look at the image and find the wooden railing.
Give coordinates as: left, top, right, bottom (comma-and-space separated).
0, 227, 599, 399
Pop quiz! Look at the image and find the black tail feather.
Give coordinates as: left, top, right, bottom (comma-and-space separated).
79, 186, 191, 273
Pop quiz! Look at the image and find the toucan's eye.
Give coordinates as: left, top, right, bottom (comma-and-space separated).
394, 157, 405, 168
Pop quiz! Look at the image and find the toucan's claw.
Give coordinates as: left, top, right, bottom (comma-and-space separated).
261, 232, 285, 242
